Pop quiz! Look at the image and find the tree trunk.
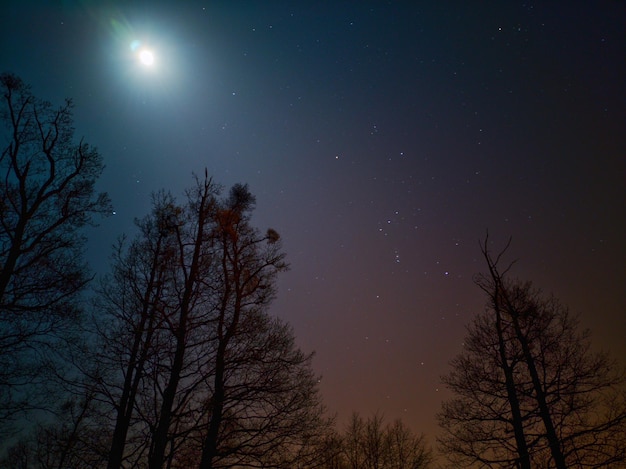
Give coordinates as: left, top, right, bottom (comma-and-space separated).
199, 226, 241, 469
148, 187, 210, 469
148, 316, 187, 469
108, 238, 164, 469
482, 241, 530, 469
198, 342, 226, 469
510, 313, 567, 469
494, 295, 531, 469
0, 218, 25, 304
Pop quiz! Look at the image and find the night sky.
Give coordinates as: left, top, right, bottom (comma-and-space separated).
2, 1, 625, 443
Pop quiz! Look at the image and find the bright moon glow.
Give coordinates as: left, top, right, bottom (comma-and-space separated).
138, 49, 154, 66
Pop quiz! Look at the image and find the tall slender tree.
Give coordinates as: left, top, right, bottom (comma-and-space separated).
147, 177, 218, 469
98, 192, 183, 469
197, 183, 288, 468
0, 72, 110, 431
438, 237, 626, 468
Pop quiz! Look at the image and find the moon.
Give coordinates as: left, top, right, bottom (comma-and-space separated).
138, 49, 154, 66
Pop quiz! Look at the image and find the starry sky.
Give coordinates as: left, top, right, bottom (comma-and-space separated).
1, 1, 625, 443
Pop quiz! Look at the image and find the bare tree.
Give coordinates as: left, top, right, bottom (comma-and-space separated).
438, 237, 626, 468
299, 429, 344, 469
94, 191, 184, 469
341, 413, 432, 469
90, 180, 219, 469
197, 313, 329, 469
0, 379, 110, 469
0, 73, 110, 432
384, 419, 432, 469
145, 177, 218, 469
196, 182, 313, 469
343, 413, 366, 469
94, 175, 327, 468
438, 308, 535, 467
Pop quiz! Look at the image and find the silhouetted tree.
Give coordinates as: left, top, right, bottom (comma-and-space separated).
144, 178, 218, 469
93, 191, 184, 469
336, 413, 432, 469
438, 237, 626, 468
301, 429, 344, 469
343, 413, 366, 469
0, 73, 110, 433
385, 419, 433, 469
196, 182, 323, 469
94, 175, 327, 468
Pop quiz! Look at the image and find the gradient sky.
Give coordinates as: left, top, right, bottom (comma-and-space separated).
1, 1, 624, 445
